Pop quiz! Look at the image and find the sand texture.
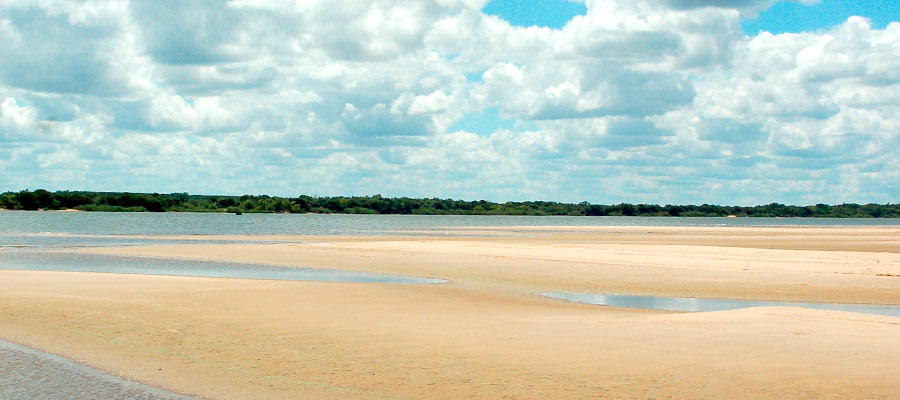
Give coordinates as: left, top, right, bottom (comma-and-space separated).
2, 226, 900, 399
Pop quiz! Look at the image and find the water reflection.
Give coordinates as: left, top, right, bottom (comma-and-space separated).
541, 292, 900, 317
0, 251, 446, 284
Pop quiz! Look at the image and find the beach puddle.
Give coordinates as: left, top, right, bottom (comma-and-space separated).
0, 339, 195, 400
0, 233, 290, 250
0, 251, 446, 284
541, 292, 900, 317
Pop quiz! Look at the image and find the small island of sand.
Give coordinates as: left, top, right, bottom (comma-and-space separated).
2, 225, 899, 399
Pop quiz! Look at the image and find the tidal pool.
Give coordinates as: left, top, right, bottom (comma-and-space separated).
0, 339, 195, 400
0, 251, 446, 284
541, 292, 900, 317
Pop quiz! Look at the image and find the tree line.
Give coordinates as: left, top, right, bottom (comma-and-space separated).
1, 189, 898, 218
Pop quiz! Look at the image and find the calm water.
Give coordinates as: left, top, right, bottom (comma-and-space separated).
2, 211, 898, 238
542, 292, 900, 317
0, 339, 195, 400
0, 251, 446, 284
0, 233, 286, 250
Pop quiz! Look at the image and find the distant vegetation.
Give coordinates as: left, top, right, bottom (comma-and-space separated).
1, 189, 898, 218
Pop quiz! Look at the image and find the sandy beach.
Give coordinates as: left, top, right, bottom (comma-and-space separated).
2, 226, 900, 399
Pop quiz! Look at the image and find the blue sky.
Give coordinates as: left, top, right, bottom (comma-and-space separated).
1, 0, 899, 205
483, 0, 587, 29
741, 0, 900, 34
483, 0, 899, 33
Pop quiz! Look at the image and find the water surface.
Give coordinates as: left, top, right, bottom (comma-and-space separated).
542, 292, 900, 317
0, 251, 446, 284
2, 211, 897, 238
0, 233, 289, 250
0, 339, 195, 400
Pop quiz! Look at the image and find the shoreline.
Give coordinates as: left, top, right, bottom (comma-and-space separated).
5, 206, 900, 219
3, 226, 900, 398
0, 337, 194, 399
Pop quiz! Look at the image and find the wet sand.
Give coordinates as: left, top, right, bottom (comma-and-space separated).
0, 339, 193, 400
1, 226, 900, 399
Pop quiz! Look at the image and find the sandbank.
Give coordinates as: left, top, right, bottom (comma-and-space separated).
2, 226, 900, 399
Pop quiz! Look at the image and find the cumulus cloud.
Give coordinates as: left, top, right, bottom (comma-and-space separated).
0, 0, 897, 204
661, 17, 900, 178
0, 2, 136, 95
0, 97, 40, 141
661, 0, 820, 17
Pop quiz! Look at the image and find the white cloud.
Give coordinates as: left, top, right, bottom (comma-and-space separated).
408, 90, 452, 115
0, 0, 898, 204
0, 98, 37, 134
660, 17, 900, 185
0, 1, 137, 95
659, 0, 819, 17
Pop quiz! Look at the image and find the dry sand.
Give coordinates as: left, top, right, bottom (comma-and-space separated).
2, 226, 900, 399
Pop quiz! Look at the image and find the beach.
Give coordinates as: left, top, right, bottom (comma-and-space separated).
2, 225, 900, 399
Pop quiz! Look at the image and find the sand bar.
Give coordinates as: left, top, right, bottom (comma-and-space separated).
2, 226, 900, 399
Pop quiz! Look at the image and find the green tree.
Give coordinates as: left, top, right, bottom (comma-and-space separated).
16, 191, 39, 210
33, 189, 59, 209
0, 193, 20, 209
272, 197, 288, 213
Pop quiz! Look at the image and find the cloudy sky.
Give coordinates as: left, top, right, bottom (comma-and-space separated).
1, 0, 898, 205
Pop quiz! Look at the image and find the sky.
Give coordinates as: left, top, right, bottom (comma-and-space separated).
1, 0, 898, 205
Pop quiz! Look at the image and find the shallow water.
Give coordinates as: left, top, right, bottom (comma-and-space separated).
0, 232, 290, 251
541, 292, 900, 317
0, 339, 195, 400
1, 211, 897, 238
0, 251, 446, 284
